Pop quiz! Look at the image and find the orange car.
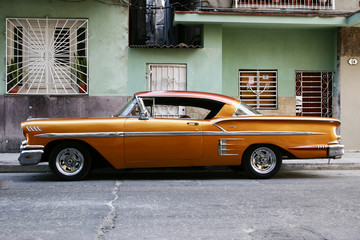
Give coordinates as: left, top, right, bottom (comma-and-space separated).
18, 91, 344, 180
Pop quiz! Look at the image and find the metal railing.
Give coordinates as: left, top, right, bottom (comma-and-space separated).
235, 0, 334, 10
199, 0, 334, 10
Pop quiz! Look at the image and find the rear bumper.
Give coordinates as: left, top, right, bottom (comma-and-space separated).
289, 144, 344, 159
328, 144, 344, 159
18, 140, 44, 166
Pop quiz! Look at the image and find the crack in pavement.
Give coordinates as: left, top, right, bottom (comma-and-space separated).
95, 180, 121, 240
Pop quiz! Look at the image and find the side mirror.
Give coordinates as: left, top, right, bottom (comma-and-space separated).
139, 111, 149, 120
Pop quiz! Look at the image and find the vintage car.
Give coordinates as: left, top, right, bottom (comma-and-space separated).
18, 91, 344, 180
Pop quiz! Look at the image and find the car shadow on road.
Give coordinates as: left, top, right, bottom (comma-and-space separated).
87, 167, 247, 181
1, 168, 336, 183
84, 168, 333, 181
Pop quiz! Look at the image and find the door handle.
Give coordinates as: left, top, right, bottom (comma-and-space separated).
187, 122, 199, 126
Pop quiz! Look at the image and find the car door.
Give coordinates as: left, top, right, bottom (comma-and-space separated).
124, 117, 203, 168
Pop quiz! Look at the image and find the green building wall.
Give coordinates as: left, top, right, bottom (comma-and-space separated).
0, 0, 128, 96
222, 28, 338, 98
0, 0, 129, 152
128, 24, 223, 95
129, 25, 337, 115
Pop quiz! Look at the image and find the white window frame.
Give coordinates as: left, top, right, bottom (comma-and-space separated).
147, 64, 187, 118
147, 64, 187, 91
6, 18, 89, 95
239, 69, 278, 110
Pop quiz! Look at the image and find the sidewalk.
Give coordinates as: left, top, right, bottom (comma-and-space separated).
1, 152, 360, 173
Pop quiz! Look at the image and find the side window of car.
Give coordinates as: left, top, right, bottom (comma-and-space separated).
128, 103, 140, 116
234, 107, 247, 116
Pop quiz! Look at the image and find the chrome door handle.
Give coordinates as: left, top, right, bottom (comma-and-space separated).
187, 122, 199, 126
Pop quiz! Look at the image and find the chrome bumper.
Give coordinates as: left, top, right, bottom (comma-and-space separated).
18, 140, 44, 166
328, 144, 344, 159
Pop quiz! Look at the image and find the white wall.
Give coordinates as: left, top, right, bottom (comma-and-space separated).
336, 0, 359, 11
340, 56, 360, 150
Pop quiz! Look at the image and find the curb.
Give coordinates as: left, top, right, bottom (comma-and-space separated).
0, 165, 50, 173
281, 163, 360, 171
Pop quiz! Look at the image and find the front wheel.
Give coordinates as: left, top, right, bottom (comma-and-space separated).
49, 142, 92, 181
242, 145, 282, 179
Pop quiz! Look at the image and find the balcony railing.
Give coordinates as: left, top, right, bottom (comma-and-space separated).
236, 0, 334, 10
199, 0, 334, 10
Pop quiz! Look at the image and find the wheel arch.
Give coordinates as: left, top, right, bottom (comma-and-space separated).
42, 139, 112, 169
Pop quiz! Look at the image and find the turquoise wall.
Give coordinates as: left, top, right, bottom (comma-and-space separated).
0, 0, 128, 95
0, 2, 338, 98
222, 28, 337, 97
128, 24, 223, 95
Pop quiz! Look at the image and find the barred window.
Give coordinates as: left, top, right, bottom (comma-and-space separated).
147, 64, 187, 118
295, 71, 333, 117
239, 70, 278, 110
6, 18, 88, 95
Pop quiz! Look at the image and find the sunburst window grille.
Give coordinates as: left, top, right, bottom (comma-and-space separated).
6, 18, 88, 95
239, 70, 278, 110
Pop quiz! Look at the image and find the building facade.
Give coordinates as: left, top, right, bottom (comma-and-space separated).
1, 0, 360, 152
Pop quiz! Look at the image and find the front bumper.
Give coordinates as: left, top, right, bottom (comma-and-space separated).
328, 144, 345, 159
18, 140, 44, 166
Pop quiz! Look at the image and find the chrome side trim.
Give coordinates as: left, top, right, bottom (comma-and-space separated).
35, 131, 325, 139
35, 132, 124, 138
218, 138, 244, 156
214, 117, 340, 124
204, 131, 325, 136
289, 145, 329, 150
213, 123, 226, 132
128, 131, 324, 137
125, 132, 202, 137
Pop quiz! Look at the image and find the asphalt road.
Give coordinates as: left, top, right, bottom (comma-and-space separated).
1, 169, 360, 240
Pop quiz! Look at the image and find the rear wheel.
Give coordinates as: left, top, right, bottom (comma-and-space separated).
49, 142, 92, 181
242, 145, 282, 179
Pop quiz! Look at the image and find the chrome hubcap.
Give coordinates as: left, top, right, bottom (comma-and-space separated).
55, 148, 84, 176
250, 147, 276, 174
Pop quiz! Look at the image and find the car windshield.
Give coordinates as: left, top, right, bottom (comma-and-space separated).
234, 102, 261, 116
114, 96, 139, 117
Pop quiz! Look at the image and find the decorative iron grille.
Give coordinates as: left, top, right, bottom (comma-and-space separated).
239, 70, 278, 110
295, 71, 333, 117
6, 18, 88, 95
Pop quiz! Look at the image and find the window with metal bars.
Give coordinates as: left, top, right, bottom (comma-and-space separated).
239, 70, 278, 110
6, 18, 88, 95
147, 64, 187, 118
295, 71, 333, 117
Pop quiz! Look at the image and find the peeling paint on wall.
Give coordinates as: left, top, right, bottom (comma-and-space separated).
0, 95, 128, 152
